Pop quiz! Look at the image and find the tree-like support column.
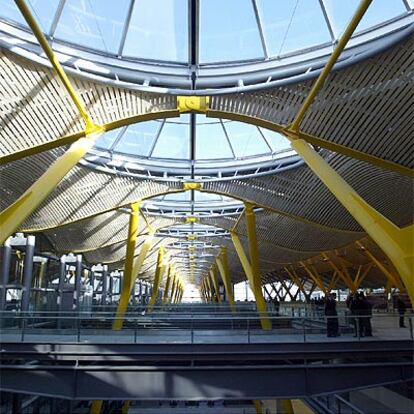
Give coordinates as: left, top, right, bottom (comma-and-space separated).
113, 230, 154, 330
231, 215, 271, 329
216, 247, 236, 312
162, 265, 173, 305
148, 247, 165, 311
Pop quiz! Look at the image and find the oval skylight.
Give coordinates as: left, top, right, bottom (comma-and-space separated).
1, 0, 412, 91
83, 114, 299, 179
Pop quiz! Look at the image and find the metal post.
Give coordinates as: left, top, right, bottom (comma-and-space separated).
0, 237, 12, 310
75, 254, 82, 311
21, 235, 35, 313
102, 265, 108, 305
57, 255, 66, 328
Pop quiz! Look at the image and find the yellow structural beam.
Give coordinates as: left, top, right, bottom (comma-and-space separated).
162, 265, 173, 305
288, 0, 373, 131
169, 273, 178, 304
178, 96, 209, 113
280, 400, 295, 414
300, 262, 327, 294
288, 138, 414, 302
120, 202, 140, 296
148, 247, 165, 311
0, 130, 103, 245
121, 401, 130, 414
90, 401, 103, 414
322, 253, 356, 292
231, 228, 271, 330
113, 231, 155, 330
354, 263, 373, 291
216, 248, 236, 312
205, 274, 215, 302
244, 204, 272, 329
356, 241, 405, 291
210, 268, 222, 303
15, 0, 97, 131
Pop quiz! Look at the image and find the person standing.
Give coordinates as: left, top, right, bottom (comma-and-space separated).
360, 293, 373, 336
350, 293, 364, 337
397, 296, 406, 328
325, 293, 339, 337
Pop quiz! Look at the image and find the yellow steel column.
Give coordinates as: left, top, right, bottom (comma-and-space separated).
288, 139, 414, 302
169, 273, 177, 303
205, 274, 215, 302
244, 204, 272, 330
231, 229, 271, 330
148, 247, 165, 311
121, 401, 130, 414
120, 203, 140, 299
289, 0, 373, 132
216, 247, 236, 312
300, 262, 327, 294
210, 268, 222, 303
1, 0, 105, 245
280, 400, 295, 414
113, 230, 155, 330
162, 265, 173, 305
90, 401, 103, 414
356, 241, 405, 291
322, 253, 356, 292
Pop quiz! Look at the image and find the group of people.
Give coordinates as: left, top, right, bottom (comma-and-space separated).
346, 292, 373, 337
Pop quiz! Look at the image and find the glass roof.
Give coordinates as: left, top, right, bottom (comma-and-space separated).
94, 115, 292, 160
1, 0, 410, 66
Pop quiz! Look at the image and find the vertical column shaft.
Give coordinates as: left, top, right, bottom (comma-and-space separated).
21, 235, 35, 313
0, 238, 12, 310
74, 254, 82, 310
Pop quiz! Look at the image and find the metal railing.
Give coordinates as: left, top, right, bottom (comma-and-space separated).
0, 310, 412, 345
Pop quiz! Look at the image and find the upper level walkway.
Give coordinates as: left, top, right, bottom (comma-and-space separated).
1, 305, 413, 400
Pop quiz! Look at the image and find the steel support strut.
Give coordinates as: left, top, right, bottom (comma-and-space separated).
216, 247, 236, 312
210, 268, 221, 303
231, 215, 271, 329
0, 0, 105, 245
148, 247, 165, 311
113, 230, 154, 330
289, 139, 414, 302
162, 265, 173, 305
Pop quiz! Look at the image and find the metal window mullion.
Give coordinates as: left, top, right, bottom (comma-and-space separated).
48, 0, 66, 38
220, 120, 236, 158
118, 0, 136, 57
319, 0, 338, 42
110, 126, 128, 151
257, 126, 273, 152
252, 0, 269, 59
148, 120, 166, 157
402, 0, 413, 11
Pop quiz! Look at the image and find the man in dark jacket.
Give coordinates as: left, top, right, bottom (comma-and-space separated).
350, 292, 364, 337
397, 296, 406, 328
325, 293, 339, 337
360, 293, 373, 336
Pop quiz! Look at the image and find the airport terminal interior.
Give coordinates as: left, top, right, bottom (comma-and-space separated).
0, 0, 413, 413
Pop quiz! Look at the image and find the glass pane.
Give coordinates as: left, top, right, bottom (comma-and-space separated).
199, 0, 264, 63
324, 0, 407, 38
55, 0, 131, 54
151, 116, 190, 159
113, 122, 160, 156
257, 0, 331, 57
163, 192, 191, 201
94, 128, 123, 150
28, 0, 61, 33
225, 123, 270, 158
194, 192, 222, 202
259, 128, 292, 153
195, 117, 233, 160
0, 0, 29, 26
123, 0, 188, 62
